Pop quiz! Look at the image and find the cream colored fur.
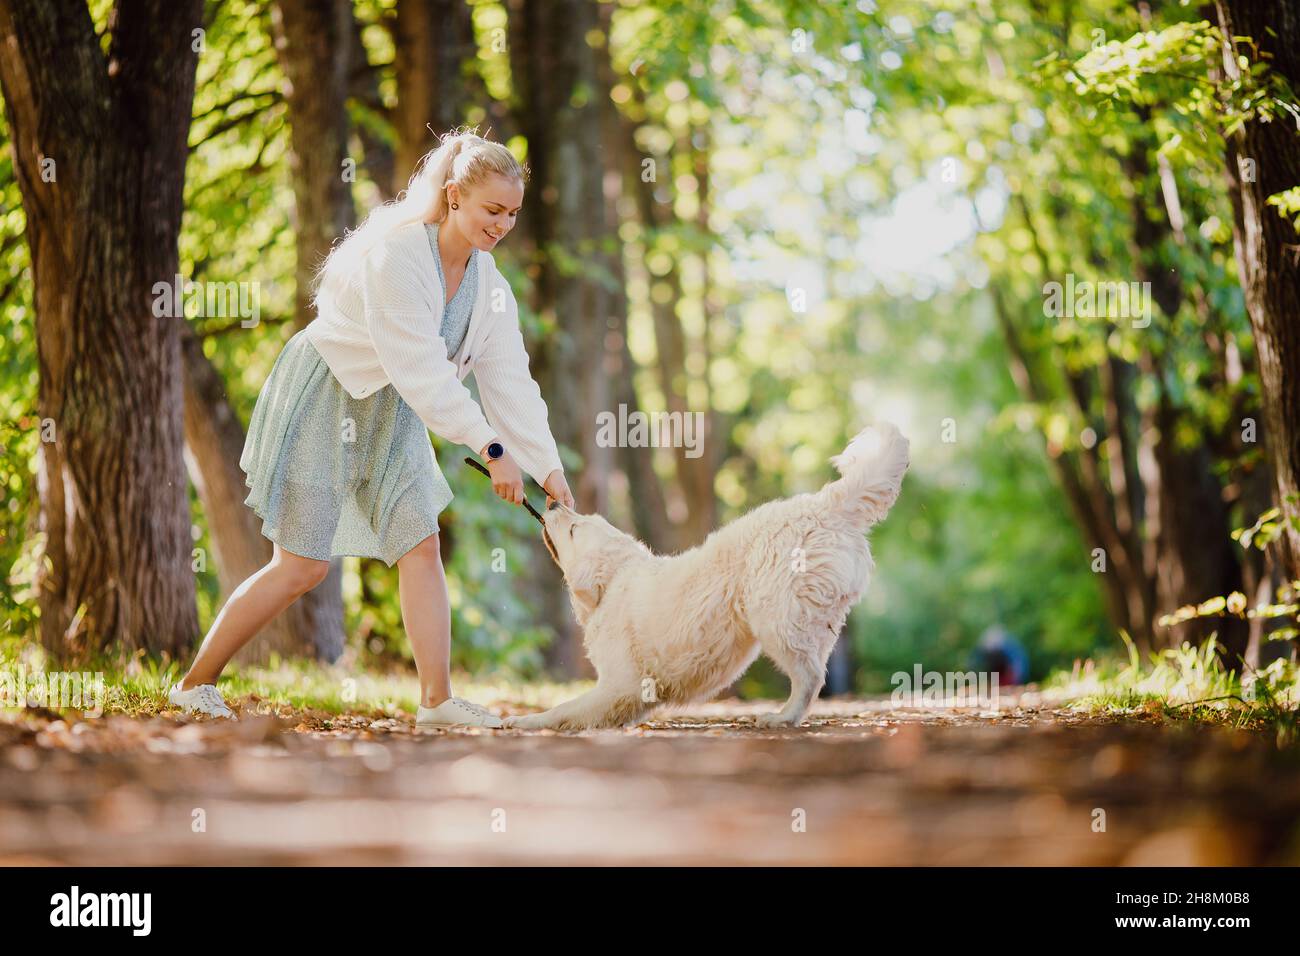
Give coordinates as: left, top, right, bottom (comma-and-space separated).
504, 423, 910, 731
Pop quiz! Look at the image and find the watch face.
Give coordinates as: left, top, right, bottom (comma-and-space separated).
488, 442, 504, 460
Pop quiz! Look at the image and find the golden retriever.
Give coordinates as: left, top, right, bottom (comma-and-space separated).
503, 423, 910, 731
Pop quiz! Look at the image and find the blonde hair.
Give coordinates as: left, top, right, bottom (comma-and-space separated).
313, 126, 529, 306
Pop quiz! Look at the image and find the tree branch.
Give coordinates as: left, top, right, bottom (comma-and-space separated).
189, 98, 283, 151
192, 88, 280, 123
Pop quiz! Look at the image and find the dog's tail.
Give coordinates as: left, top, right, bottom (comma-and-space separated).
818, 422, 910, 530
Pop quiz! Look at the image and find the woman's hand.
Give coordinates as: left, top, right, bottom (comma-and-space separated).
543, 469, 575, 510
485, 451, 526, 505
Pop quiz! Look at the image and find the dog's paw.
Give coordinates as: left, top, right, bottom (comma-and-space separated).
502, 713, 544, 730
756, 712, 804, 728
505, 711, 581, 731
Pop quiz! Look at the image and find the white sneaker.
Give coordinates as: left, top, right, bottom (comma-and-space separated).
415, 697, 503, 728
167, 681, 236, 719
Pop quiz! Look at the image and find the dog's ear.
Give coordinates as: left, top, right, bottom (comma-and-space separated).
566, 535, 645, 624
567, 553, 606, 623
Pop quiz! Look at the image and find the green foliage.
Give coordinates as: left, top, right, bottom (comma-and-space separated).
4, 0, 1293, 696
0, 631, 588, 719
0, 104, 37, 643
1267, 186, 1300, 233
1157, 502, 1300, 643
1047, 633, 1299, 746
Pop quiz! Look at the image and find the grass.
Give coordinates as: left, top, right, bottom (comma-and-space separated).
1043, 633, 1300, 746
6, 630, 1298, 747
0, 634, 594, 722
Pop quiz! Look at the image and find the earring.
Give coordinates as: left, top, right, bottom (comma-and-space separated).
451, 202, 459, 209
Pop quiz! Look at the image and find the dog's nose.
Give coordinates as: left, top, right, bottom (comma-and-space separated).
547, 499, 559, 511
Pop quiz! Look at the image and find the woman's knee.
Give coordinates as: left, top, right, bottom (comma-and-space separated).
271, 548, 331, 593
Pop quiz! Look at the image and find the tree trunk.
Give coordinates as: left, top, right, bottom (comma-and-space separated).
637, 156, 694, 549
508, 0, 616, 677
0, 0, 204, 660
1215, 0, 1300, 587
1010, 194, 1159, 649
602, 138, 672, 552
989, 284, 1150, 646
1150, 391, 1248, 657
270, 0, 355, 330
687, 120, 719, 543
1122, 134, 1247, 658
391, 0, 478, 192
612, 75, 718, 551
346, 4, 395, 202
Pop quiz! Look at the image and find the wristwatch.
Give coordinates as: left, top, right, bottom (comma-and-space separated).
484, 441, 505, 462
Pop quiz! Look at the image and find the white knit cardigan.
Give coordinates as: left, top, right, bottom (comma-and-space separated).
304, 221, 564, 488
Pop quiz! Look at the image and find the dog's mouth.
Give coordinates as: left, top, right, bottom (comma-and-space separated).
541, 526, 559, 565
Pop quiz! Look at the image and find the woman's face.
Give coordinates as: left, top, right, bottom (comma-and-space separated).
448, 173, 524, 252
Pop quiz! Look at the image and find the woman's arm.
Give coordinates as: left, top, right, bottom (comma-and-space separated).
472, 275, 565, 489
360, 237, 499, 456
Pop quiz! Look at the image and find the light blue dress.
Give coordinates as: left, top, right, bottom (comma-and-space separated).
239, 222, 479, 566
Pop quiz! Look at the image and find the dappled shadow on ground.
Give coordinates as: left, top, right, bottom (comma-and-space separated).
2, 692, 1297, 865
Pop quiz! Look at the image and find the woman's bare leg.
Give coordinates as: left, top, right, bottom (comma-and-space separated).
181, 543, 331, 688
396, 533, 454, 708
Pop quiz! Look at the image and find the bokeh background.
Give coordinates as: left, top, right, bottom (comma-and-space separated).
1, 0, 1297, 702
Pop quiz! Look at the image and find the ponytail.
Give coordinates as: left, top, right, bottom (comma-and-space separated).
313, 125, 528, 308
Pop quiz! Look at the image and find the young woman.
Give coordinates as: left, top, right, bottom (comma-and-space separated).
168, 129, 574, 727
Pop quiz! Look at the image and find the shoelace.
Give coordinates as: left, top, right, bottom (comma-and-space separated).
452, 698, 495, 719
198, 685, 226, 711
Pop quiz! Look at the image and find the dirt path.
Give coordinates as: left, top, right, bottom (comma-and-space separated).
2, 693, 1297, 865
